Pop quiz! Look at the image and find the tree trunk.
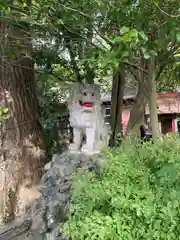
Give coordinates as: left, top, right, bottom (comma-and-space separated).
148, 58, 159, 139
0, 21, 48, 222
67, 44, 82, 83
84, 25, 94, 84
126, 80, 148, 141
85, 65, 95, 84
109, 66, 125, 147
126, 59, 149, 142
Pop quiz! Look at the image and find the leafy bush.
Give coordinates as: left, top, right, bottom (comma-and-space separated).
63, 139, 180, 240
36, 74, 69, 155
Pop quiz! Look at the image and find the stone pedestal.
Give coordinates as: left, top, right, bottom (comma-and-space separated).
0, 151, 105, 240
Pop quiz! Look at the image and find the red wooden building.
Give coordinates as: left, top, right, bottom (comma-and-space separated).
145, 92, 180, 134
102, 91, 180, 135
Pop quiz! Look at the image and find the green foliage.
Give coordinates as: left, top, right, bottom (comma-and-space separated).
157, 83, 177, 93
18, 0, 180, 87
0, 2, 10, 15
157, 60, 180, 92
4, 0, 180, 152
64, 139, 180, 239
0, 107, 10, 122
36, 74, 69, 155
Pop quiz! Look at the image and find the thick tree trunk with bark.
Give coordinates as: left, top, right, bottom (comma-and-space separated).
126, 59, 149, 141
109, 66, 125, 147
126, 80, 148, 141
0, 22, 48, 222
126, 58, 160, 140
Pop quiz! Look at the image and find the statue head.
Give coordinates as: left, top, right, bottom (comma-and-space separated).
69, 83, 101, 111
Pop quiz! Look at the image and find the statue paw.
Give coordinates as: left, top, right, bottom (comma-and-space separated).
81, 144, 90, 152
69, 143, 80, 152
81, 144, 100, 155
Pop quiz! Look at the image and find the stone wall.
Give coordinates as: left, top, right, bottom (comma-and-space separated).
0, 151, 104, 240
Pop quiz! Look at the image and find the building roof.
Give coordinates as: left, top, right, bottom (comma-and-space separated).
157, 92, 180, 98
101, 87, 137, 102
146, 92, 180, 115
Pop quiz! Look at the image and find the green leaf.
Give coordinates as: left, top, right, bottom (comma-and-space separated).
139, 31, 148, 42
3, 108, 9, 114
153, 0, 159, 6
121, 50, 129, 58
23, 2, 27, 7
176, 32, 180, 43
122, 33, 132, 42
129, 29, 138, 38
57, 19, 64, 25
0, 2, 9, 10
0, 2, 10, 15
121, 26, 130, 34
141, 47, 151, 59
9, 53, 15, 61
3, 114, 10, 120
0, 107, 9, 121
113, 36, 123, 43
150, 50, 158, 57
156, 163, 177, 186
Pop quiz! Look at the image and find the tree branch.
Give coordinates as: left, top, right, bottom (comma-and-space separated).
123, 61, 148, 74
91, 26, 113, 46
50, 72, 76, 83
9, 4, 28, 14
58, 3, 113, 46
66, 42, 82, 83
154, 4, 180, 18
129, 67, 140, 82
58, 3, 93, 19
155, 64, 166, 81
63, 25, 105, 50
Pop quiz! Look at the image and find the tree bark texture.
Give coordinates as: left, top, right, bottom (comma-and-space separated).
126, 80, 148, 141
126, 58, 160, 140
126, 59, 149, 141
109, 66, 125, 147
84, 24, 94, 84
0, 21, 48, 222
85, 65, 95, 84
147, 58, 159, 139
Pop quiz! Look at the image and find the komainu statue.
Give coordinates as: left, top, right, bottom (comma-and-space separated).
68, 83, 109, 154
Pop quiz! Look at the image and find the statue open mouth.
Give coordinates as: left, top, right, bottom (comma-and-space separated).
79, 100, 93, 108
